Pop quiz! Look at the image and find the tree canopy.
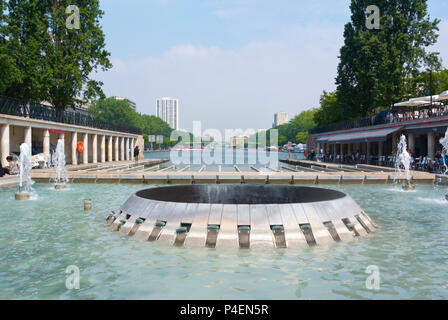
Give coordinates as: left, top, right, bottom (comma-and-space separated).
88, 97, 183, 147
0, 0, 111, 110
335, 0, 441, 120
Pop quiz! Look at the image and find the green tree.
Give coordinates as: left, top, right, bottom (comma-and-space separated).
260, 108, 318, 146
336, 0, 441, 119
1, 0, 111, 111
313, 91, 343, 127
141, 114, 173, 137
88, 97, 144, 130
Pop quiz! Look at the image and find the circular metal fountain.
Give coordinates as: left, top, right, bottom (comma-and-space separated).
107, 185, 376, 249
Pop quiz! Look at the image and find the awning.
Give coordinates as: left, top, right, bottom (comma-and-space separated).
315, 135, 332, 143
405, 122, 448, 134
326, 126, 403, 144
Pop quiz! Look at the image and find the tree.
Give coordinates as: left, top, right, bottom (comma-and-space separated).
336, 0, 441, 119
258, 108, 319, 146
1, 0, 51, 102
1, 0, 111, 111
88, 97, 144, 130
141, 114, 173, 137
313, 91, 343, 127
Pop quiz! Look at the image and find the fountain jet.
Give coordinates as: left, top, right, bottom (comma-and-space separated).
54, 139, 68, 190
15, 143, 33, 200
395, 135, 414, 191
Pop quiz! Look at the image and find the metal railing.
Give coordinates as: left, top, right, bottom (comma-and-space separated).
310, 106, 448, 135
309, 116, 380, 134
0, 95, 142, 134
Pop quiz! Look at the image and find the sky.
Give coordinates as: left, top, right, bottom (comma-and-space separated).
94, 0, 448, 133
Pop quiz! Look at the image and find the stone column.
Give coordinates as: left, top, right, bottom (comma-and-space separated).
58, 133, 65, 153
125, 138, 130, 160
392, 133, 399, 154
43, 129, 50, 160
83, 133, 88, 164
24, 126, 32, 148
92, 134, 98, 164
71, 132, 78, 166
427, 132, 436, 159
108, 136, 113, 162
120, 137, 125, 161
100, 135, 106, 163
0, 124, 10, 167
378, 141, 384, 156
131, 138, 135, 160
408, 133, 415, 154
114, 136, 119, 161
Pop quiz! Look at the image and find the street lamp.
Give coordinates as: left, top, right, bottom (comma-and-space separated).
427, 68, 433, 108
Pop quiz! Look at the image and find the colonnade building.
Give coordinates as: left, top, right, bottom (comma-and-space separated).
0, 96, 142, 168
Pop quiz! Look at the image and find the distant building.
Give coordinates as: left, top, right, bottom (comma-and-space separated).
157, 97, 179, 130
113, 97, 137, 111
230, 136, 249, 148
273, 112, 289, 127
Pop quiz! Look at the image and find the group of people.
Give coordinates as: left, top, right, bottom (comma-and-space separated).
0, 156, 19, 178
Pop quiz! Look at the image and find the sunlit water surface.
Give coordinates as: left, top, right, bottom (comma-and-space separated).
0, 183, 447, 299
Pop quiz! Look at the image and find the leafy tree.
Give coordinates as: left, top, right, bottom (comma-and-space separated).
88, 97, 144, 130
295, 131, 309, 143
336, 0, 441, 119
0, 0, 111, 111
1, 0, 51, 102
313, 91, 344, 127
141, 114, 173, 137
251, 108, 318, 146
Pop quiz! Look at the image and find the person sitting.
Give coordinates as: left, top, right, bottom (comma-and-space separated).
6, 156, 19, 175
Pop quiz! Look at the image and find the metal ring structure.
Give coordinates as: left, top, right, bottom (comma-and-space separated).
108, 185, 376, 249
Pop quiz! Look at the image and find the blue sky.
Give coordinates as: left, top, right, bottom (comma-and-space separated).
95, 0, 448, 133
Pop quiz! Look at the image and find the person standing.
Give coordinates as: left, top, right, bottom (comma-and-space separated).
134, 145, 140, 164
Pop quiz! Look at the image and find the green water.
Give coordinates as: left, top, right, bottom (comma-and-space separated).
0, 183, 447, 299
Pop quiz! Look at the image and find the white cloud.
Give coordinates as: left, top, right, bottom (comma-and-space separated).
94, 24, 344, 132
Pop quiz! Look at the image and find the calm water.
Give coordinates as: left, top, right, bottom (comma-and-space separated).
0, 183, 447, 300
144, 149, 304, 171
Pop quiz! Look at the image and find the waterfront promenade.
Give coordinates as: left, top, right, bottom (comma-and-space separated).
27, 163, 437, 185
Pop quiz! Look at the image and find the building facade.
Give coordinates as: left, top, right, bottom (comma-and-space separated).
156, 98, 179, 130
114, 97, 137, 111
274, 112, 289, 127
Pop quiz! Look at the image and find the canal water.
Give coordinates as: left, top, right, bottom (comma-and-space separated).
0, 183, 447, 299
144, 149, 305, 172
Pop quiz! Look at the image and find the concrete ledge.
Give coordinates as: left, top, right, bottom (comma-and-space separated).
0, 176, 20, 188
267, 175, 293, 185
292, 175, 318, 185
340, 175, 365, 184
364, 175, 388, 184
143, 174, 167, 184
119, 174, 144, 183
72, 174, 98, 183
194, 175, 219, 184
317, 175, 342, 184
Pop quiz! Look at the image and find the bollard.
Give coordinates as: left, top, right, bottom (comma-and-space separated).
84, 199, 92, 211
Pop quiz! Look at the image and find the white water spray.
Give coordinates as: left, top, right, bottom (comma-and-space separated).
439, 128, 448, 175
54, 139, 68, 187
394, 135, 412, 184
17, 143, 33, 194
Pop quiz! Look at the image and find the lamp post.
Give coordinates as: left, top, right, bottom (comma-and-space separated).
428, 68, 433, 108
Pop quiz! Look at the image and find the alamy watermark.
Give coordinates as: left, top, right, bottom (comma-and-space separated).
66, 5, 80, 30
169, 121, 279, 167
365, 5, 380, 30
65, 265, 80, 290
365, 265, 380, 290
